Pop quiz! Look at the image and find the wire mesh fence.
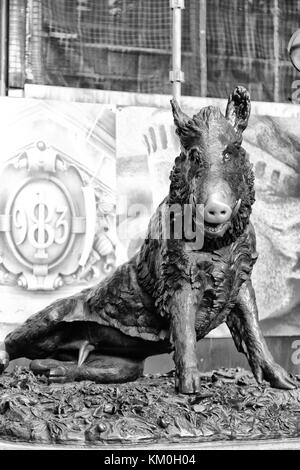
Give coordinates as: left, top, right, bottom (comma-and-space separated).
204, 0, 299, 102
8, 0, 300, 102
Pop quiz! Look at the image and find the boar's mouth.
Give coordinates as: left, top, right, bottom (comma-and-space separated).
204, 220, 231, 238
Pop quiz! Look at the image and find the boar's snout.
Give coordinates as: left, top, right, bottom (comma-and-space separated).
204, 194, 232, 225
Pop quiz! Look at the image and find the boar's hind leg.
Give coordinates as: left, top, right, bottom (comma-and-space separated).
30, 355, 144, 384
226, 280, 297, 390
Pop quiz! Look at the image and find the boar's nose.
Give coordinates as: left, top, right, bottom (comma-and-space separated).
204, 195, 232, 224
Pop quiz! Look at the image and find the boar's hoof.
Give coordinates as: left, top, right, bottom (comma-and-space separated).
261, 361, 298, 390
48, 366, 70, 384
175, 367, 202, 394
30, 359, 75, 384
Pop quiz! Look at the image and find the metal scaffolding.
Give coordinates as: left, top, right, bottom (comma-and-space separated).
0, 0, 8, 96
169, 0, 184, 102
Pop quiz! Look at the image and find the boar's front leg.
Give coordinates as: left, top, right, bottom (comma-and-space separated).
169, 286, 201, 394
227, 280, 297, 390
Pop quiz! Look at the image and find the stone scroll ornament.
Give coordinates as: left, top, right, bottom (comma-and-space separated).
0, 87, 297, 394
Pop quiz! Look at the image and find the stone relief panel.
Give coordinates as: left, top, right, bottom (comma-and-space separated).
116, 105, 300, 337
0, 98, 116, 341
1, 99, 299, 342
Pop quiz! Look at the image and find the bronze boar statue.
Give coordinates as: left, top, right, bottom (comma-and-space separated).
0, 86, 296, 394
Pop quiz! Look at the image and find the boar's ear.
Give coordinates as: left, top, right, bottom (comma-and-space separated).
225, 86, 251, 136
170, 99, 201, 148
170, 99, 191, 130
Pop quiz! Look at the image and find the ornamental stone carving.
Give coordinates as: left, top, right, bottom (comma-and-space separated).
0, 141, 116, 290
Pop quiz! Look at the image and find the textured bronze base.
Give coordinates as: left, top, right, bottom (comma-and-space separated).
0, 366, 300, 446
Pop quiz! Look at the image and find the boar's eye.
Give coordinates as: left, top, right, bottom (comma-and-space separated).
223, 142, 241, 163
223, 151, 232, 163
189, 148, 201, 163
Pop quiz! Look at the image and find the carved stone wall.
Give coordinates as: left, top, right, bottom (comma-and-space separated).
1, 98, 300, 343
0, 99, 116, 342
117, 105, 300, 337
